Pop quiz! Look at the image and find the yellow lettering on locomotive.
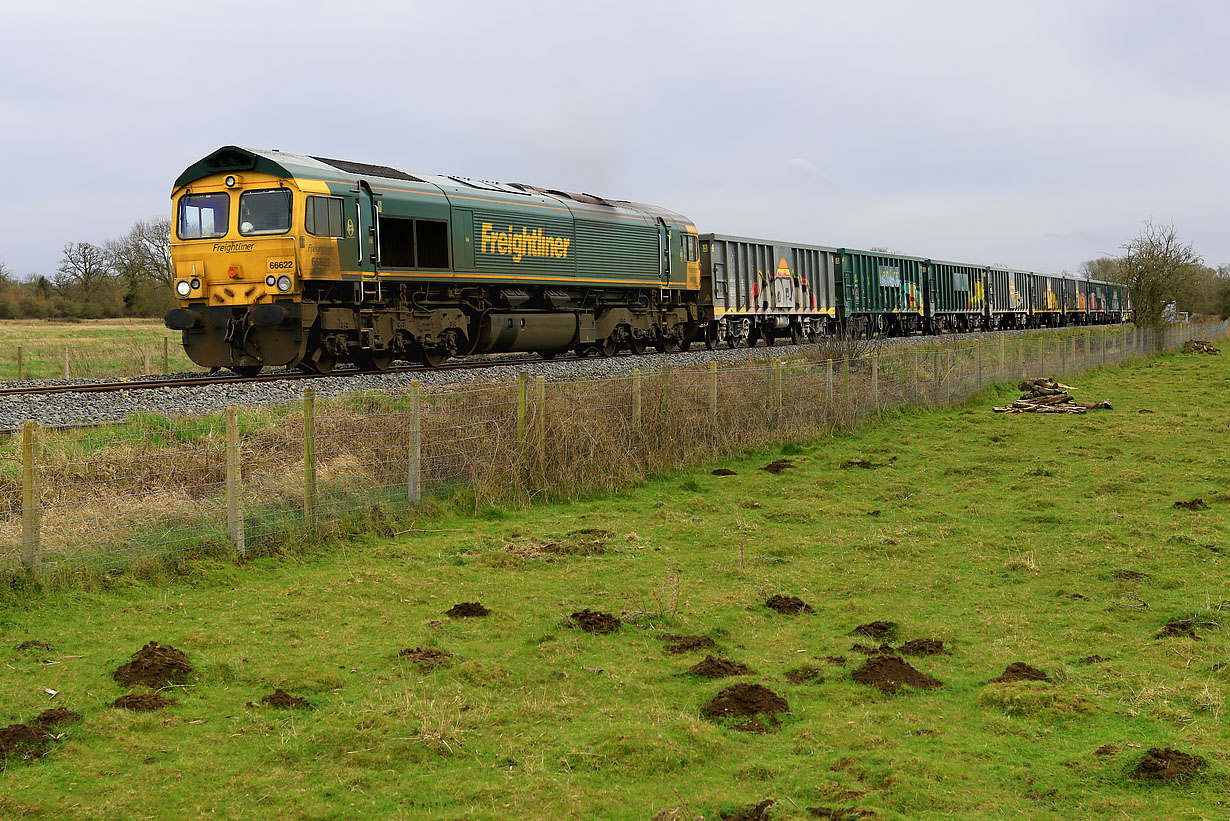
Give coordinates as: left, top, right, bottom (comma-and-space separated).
479, 222, 571, 262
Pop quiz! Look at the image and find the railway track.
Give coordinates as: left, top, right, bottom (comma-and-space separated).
0, 354, 586, 397
0, 324, 1130, 398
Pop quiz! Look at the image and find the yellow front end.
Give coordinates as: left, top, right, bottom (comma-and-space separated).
166, 172, 333, 371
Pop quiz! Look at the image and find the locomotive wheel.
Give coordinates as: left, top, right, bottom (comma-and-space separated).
703, 327, 718, 350
790, 325, 803, 345
535, 350, 556, 360
356, 350, 394, 371
419, 348, 448, 368
629, 337, 649, 356
299, 353, 336, 374
231, 365, 263, 377
598, 337, 617, 357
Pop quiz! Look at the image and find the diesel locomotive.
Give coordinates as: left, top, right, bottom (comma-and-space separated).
165, 146, 1131, 374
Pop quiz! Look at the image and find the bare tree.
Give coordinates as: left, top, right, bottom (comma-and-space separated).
0, 260, 13, 284
55, 241, 114, 289
1080, 257, 1120, 281
106, 218, 173, 288
1116, 221, 1203, 329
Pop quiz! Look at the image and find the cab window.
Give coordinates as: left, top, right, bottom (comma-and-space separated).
683, 234, 699, 262
306, 195, 345, 237
178, 193, 229, 239
238, 189, 291, 236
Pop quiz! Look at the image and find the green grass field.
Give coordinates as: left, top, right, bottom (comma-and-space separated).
0, 319, 195, 379
0, 346, 1226, 818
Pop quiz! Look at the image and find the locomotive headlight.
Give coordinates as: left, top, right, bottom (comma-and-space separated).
175, 279, 192, 297
225, 175, 240, 188
190, 278, 201, 291
265, 275, 276, 287
275, 275, 293, 292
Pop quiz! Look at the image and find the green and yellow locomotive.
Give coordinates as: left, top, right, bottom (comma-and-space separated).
166, 147, 702, 374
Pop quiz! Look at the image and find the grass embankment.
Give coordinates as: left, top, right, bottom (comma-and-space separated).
0, 318, 194, 379
0, 348, 1227, 818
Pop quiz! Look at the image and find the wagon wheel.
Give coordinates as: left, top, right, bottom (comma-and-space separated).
703, 325, 718, 350
598, 336, 618, 357
790, 324, 804, 345
535, 350, 556, 360
231, 365, 263, 377
629, 336, 649, 356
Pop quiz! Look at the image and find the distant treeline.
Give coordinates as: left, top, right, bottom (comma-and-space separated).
0, 218, 174, 319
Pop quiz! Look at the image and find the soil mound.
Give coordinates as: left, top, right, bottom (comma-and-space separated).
721, 799, 775, 820
1174, 498, 1209, 511
262, 688, 312, 709
900, 639, 946, 656
567, 609, 620, 634
14, 639, 51, 652
445, 602, 490, 618
662, 635, 717, 654
33, 708, 83, 728
853, 621, 897, 640
1156, 620, 1198, 639
991, 662, 1049, 683
1130, 747, 1207, 781
785, 666, 824, 684
0, 723, 51, 761
760, 459, 795, 474
112, 641, 192, 688
852, 655, 942, 693
688, 655, 754, 679
701, 683, 789, 720
765, 595, 813, 614
807, 808, 860, 820
398, 647, 453, 668
712, 468, 738, 476
1112, 569, 1147, 581
840, 459, 877, 470
1078, 655, 1110, 664
851, 643, 894, 655
1093, 744, 1118, 757
111, 692, 173, 712
821, 656, 847, 666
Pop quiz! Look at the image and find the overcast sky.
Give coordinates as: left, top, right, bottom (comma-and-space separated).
2, 0, 1226, 278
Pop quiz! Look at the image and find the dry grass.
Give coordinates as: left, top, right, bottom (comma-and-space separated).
0, 323, 1220, 575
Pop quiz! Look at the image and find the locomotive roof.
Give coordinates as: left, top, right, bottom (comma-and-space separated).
174, 146, 694, 226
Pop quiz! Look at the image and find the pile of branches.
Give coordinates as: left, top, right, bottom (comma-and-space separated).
1183, 340, 1220, 355
992, 378, 1112, 415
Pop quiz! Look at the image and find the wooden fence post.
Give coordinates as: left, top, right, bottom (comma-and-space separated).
826, 358, 834, 408
999, 333, 1006, 381
774, 360, 784, 416
535, 375, 546, 463
302, 389, 317, 528
1101, 331, 1106, 366
21, 421, 40, 575
945, 348, 952, 404
16, 346, 22, 381
407, 380, 422, 504
708, 360, 718, 418
932, 349, 939, 405
871, 354, 880, 411
516, 371, 528, 448
976, 340, 983, 391
1070, 336, 1076, 372
911, 350, 919, 404
63, 348, 69, 379
631, 368, 643, 432
1039, 337, 1045, 376
660, 365, 671, 415
225, 406, 245, 556
163, 337, 170, 373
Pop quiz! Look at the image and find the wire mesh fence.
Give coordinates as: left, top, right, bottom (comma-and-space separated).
1, 321, 1225, 578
